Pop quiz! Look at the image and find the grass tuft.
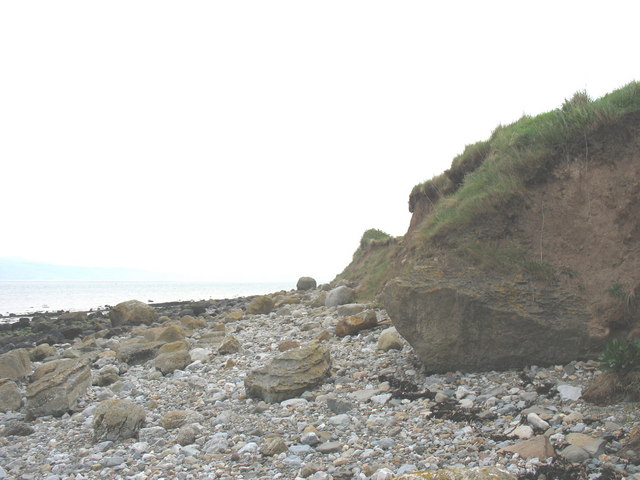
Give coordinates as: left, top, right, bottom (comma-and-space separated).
359, 228, 393, 248
410, 81, 640, 244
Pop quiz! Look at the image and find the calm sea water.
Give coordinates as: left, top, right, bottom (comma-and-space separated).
0, 281, 293, 317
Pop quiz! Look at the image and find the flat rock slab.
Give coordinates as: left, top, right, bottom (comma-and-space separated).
394, 467, 516, 479
499, 435, 555, 460
115, 338, 165, 365
26, 358, 91, 418
244, 342, 331, 403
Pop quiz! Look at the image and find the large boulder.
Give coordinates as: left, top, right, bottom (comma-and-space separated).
325, 286, 355, 307
30, 343, 56, 361
247, 296, 275, 315
93, 399, 146, 442
115, 338, 165, 365
0, 379, 22, 412
0, 348, 32, 379
26, 358, 91, 418
244, 342, 331, 403
154, 343, 191, 375
109, 300, 158, 327
296, 277, 317, 291
383, 272, 595, 373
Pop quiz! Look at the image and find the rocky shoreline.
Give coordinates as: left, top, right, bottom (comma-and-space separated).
0, 281, 639, 480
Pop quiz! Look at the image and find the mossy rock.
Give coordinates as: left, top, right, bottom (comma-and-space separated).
222, 309, 244, 322
180, 315, 206, 330
395, 467, 516, 479
247, 296, 275, 315
157, 325, 185, 343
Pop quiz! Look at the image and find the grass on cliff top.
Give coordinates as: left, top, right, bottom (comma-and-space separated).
413, 81, 640, 242
359, 228, 393, 248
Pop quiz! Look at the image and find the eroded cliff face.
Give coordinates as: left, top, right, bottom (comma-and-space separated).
337, 109, 640, 371
405, 113, 640, 339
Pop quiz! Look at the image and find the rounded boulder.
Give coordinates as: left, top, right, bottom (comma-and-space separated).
296, 277, 317, 291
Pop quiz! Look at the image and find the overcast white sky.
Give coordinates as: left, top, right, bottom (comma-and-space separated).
1, 1, 638, 282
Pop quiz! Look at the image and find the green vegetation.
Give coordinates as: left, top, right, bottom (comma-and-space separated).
359, 228, 393, 248
337, 82, 640, 300
607, 283, 629, 300
409, 173, 454, 212
412, 81, 640, 242
334, 228, 401, 301
599, 338, 640, 374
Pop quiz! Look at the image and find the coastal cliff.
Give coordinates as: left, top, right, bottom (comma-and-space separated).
335, 82, 640, 369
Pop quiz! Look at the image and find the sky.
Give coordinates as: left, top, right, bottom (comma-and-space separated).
1, 1, 638, 283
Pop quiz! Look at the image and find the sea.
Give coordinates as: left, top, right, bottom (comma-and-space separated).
0, 280, 294, 318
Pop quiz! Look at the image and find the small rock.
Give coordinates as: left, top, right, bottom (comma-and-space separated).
370, 468, 394, 480
160, 410, 189, 430
435, 392, 449, 403
511, 425, 534, 440
325, 286, 355, 308
327, 397, 354, 414
176, 425, 198, 446
500, 435, 555, 460
527, 412, 550, 430
218, 335, 242, 355
2, 420, 34, 437
377, 327, 403, 351
300, 431, 321, 446
94, 365, 120, 386
335, 311, 377, 337
189, 348, 210, 362
459, 398, 474, 409
238, 442, 258, 454
278, 340, 301, 352
260, 436, 287, 456
328, 414, 350, 425
316, 441, 342, 454
371, 393, 392, 405
560, 444, 590, 462
557, 384, 582, 401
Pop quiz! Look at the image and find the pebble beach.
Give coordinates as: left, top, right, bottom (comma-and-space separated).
1, 285, 639, 480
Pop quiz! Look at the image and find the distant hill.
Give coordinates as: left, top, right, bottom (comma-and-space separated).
0, 258, 177, 281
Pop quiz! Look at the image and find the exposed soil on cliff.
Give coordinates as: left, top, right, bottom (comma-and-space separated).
516, 116, 640, 339
335, 86, 640, 345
